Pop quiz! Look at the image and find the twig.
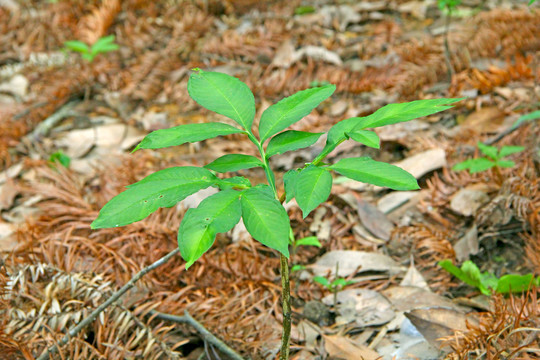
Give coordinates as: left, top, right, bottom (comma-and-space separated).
29, 100, 80, 140
36, 248, 180, 360
150, 310, 245, 360
484, 120, 529, 145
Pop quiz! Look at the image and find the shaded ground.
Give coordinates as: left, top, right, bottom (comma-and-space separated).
0, 0, 539, 359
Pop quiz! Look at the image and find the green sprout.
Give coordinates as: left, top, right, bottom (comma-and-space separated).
63, 35, 119, 62
48, 150, 71, 169
453, 142, 524, 173
439, 260, 540, 296
313, 264, 355, 309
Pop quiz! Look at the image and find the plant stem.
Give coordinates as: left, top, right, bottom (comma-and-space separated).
279, 254, 291, 360
36, 248, 180, 360
253, 136, 291, 360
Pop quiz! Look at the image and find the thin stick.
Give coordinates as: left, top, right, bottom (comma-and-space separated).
150, 310, 245, 360
36, 248, 180, 360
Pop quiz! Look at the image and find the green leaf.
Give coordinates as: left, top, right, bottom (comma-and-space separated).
352, 98, 463, 130
331, 278, 353, 288
453, 158, 495, 173
259, 84, 335, 142
496, 160, 515, 168
188, 69, 256, 131
495, 274, 536, 294
133, 122, 244, 152
283, 169, 300, 203
240, 187, 290, 257
291, 264, 306, 272
178, 190, 242, 269
63, 40, 89, 53
512, 110, 540, 129
315, 99, 462, 163
498, 146, 524, 158
91, 43, 119, 54
91, 36, 119, 54
477, 142, 498, 160
216, 176, 251, 190
91, 167, 218, 229
266, 130, 323, 157
295, 236, 321, 248
94, 35, 115, 46
294, 5, 316, 15
329, 157, 419, 190
313, 276, 329, 287
205, 154, 263, 173
81, 53, 95, 62
439, 260, 493, 295
295, 166, 332, 218
48, 151, 71, 168
346, 129, 380, 149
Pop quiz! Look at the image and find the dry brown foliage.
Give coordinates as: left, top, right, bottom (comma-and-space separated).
77, 0, 121, 45
443, 290, 540, 360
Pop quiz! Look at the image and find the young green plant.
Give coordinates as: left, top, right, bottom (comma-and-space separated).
453, 142, 524, 174
92, 69, 460, 359
439, 260, 540, 296
313, 263, 354, 309
63, 35, 119, 62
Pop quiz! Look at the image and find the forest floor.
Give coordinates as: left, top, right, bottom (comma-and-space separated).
0, 0, 539, 359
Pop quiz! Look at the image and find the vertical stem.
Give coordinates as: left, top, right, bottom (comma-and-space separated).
279, 254, 291, 360
251, 134, 291, 360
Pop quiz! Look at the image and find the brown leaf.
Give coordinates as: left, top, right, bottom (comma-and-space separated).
356, 198, 394, 241
405, 307, 479, 350
0, 181, 18, 210
323, 334, 380, 360
305, 250, 404, 279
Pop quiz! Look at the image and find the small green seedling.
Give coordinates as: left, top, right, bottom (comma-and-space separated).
63, 35, 119, 62
48, 150, 71, 169
439, 259, 540, 296
294, 5, 316, 15
313, 275, 354, 309
453, 142, 524, 173
92, 68, 460, 359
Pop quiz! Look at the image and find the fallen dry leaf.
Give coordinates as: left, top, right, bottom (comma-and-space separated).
454, 224, 479, 261
323, 288, 395, 327
304, 250, 404, 279
356, 198, 394, 241
450, 188, 490, 217
393, 148, 447, 179
323, 334, 381, 360
405, 307, 479, 350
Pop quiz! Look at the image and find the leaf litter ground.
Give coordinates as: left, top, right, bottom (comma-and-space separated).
0, 0, 539, 359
